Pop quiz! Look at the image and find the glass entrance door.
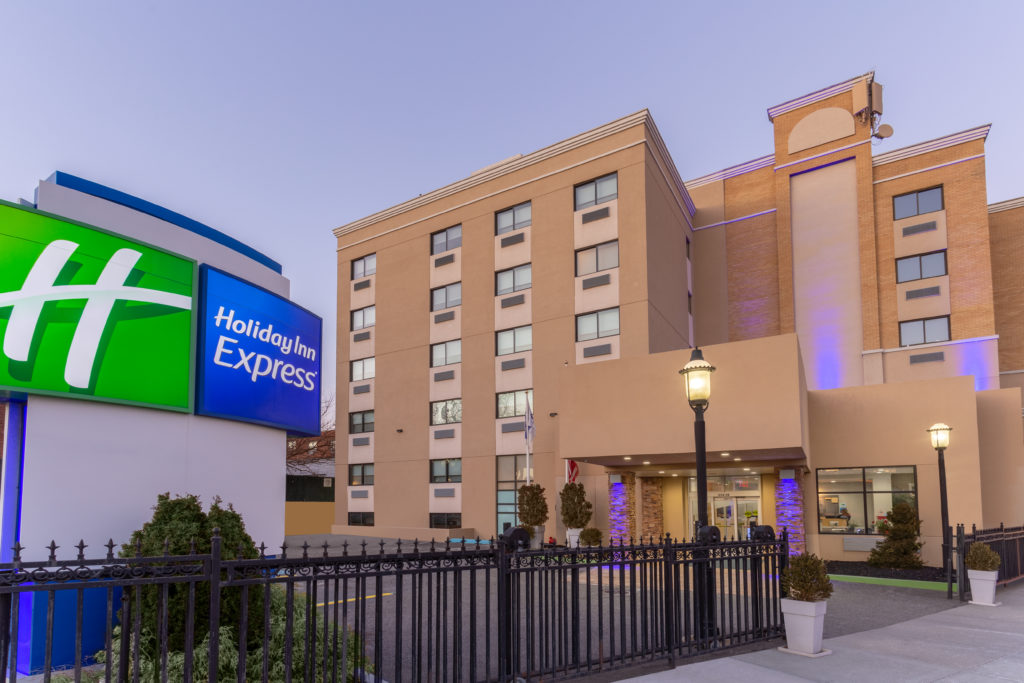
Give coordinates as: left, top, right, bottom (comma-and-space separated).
712, 494, 760, 541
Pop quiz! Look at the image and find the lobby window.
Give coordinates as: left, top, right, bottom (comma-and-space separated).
817, 466, 916, 534
431, 225, 462, 255
576, 307, 619, 341
496, 454, 531, 533
495, 201, 532, 235
431, 282, 462, 311
496, 263, 532, 295
350, 357, 375, 381
899, 316, 950, 347
349, 410, 374, 434
430, 398, 462, 425
431, 339, 461, 367
575, 240, 619, 276
348, 512, 374, 527
896, 251, 947, 283
574, 172, 618, 210
893, 186, 943, 220
349, 463, 374, 486
497, 389, 533, 419
286, 475, 334, 502
430, 513, 462, 529
351, 305, 375, 331
352, 253, 376, 279
430, 458, 462, 483
496, 325, 532, 356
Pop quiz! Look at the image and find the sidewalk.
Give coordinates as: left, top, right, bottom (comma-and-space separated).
634, 580, 1024, 682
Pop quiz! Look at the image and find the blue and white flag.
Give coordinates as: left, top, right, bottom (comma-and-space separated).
524, 395, 535, 446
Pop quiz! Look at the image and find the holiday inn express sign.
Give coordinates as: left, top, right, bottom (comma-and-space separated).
0, 200, 321, 434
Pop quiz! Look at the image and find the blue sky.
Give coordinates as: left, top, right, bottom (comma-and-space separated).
2, 1, 1022, 402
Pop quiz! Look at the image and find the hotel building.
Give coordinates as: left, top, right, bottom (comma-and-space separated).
332, 72, 1024, 564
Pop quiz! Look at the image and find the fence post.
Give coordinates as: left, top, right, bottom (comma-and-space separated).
0, 592, 10, 676
956, 524, 967, 602
209, 528, 222, 681
496, 536, 511, 682
662, 533, 675, 664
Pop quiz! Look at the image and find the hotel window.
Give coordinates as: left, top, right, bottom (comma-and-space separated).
893, 186, 943, 220
576, 307, 619, 341
286, 475, 334, 503
496, 263, 532, 295
575, 240, 619, 276
817, 466, 916, 534
686, 237, 691, 259
896, 251, 947, 283
496, 454, 531, 533
430, 399, 462, 425
351, 305, 375, 331
430, 339, 462, 367
899, 316, 950, 347
349, 410, 374, 434
349, 463, 374, 486
431, 282, 462, 311
348, 512, 374, 526
430, 513, 462, 529
350, 357, 375, 381
496, 325, 532, 356
495, 201, 532, 235
574, 172, 618, 210
352, 253, 376, 279
430, 458, 462, 483
431, 225, 462, 255
497, 389, 533, 419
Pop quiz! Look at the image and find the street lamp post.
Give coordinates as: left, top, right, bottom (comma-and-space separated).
680, 347, 716, 644
928, 423, 953, 599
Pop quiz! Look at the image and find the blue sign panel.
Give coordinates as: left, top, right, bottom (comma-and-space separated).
197, 266, 322, 435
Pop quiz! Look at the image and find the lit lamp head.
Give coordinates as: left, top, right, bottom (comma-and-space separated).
928, 423, 952, 451
679, 347, 715, 412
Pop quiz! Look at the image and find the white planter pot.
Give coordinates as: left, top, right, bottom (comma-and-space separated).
530, 525, 546, 549
780, 598, 830, 657
566, 528, 583, 548
968, 569, 1000, 606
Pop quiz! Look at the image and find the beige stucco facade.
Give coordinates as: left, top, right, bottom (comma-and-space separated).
330, 72, 1024, 565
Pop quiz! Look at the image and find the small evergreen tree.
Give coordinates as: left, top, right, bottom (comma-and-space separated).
517, 484, 548, 527
867, 501, 924, 569
559, 483, 593, 529
781, 553, 834, 601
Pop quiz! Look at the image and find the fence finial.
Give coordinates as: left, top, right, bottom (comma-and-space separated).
106, 539, 115, 561
301, 541, 310, 560
322, 540, 330, 559
360, 540, 367, 556
342, 539, 349, 556
76, 539, 87, 561
47, 540, 59, 563
280, 541, 288, 559
12, 542, 23, 564
259, 542, 267, 559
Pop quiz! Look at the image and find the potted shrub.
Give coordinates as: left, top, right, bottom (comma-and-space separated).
559, 482, 593, 547
780, 553, 834, 657
965, 541, 1001, 606
517, 484, 549, 549
867, 501, 923, 569
579, 527, 602, 547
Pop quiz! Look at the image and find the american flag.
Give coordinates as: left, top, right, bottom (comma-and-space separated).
524, 395, 535, 446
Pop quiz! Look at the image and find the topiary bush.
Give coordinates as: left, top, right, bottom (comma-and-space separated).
781, 553, 833, 602
966, 541, 1001, 571
559, 483, 593, 529
867, 501, 924, 569
579, 527, 603, 547
121, 493, 263, 652
517, 484, 548, 527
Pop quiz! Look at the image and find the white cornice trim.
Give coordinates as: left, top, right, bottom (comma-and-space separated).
685, 155, 774, 188
873, 154, 984, 185
871, 125, 991, 167
862, 335, 998, 356
334, 110, 654, 238
773, 139, 869, 172
989, 196, 1024, 214
767, 72, 874, 121
643, 116, 696, 218
694, 208, 777, 232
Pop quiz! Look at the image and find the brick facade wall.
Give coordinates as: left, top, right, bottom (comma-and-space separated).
989, 205, 1024, 371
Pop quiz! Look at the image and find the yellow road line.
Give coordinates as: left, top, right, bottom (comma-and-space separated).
317, 592, 393, 608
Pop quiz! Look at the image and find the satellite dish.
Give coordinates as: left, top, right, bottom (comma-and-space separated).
874, 124, 894, 139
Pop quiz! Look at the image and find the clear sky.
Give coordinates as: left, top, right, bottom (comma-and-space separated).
2, 1, 1022, 403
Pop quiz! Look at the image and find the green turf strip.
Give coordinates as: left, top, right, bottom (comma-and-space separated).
829, 574, 955, 592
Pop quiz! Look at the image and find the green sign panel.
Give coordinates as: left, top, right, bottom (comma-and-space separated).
0, 201, 195, 410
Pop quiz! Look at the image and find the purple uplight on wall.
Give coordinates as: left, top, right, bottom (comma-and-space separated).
775, 475, 805, 555
609, 482, 629, 543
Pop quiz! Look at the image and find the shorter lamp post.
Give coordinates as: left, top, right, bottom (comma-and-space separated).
679, 347, 716, 645
928, 423, 952, 599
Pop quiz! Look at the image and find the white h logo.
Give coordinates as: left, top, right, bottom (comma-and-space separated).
0, 239, 192, 388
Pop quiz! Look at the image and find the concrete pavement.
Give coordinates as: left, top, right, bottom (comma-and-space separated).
633, 580, 1024, 682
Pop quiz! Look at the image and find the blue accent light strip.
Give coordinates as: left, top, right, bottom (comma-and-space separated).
49, 172, 283, 274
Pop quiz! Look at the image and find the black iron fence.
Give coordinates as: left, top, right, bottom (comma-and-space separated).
954, 522, 1024, 601
0, 531, 788, 681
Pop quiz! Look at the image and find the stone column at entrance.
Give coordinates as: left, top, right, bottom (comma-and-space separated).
775, 471, 805, 554
639, 477, 664, 540
608, 472, 636, 542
